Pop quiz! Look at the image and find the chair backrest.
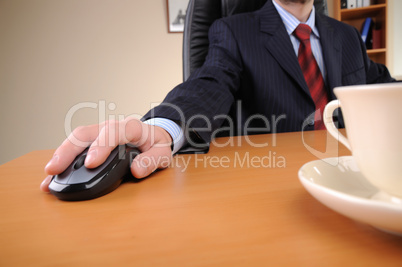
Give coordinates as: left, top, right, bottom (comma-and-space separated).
182, 0, 328, 81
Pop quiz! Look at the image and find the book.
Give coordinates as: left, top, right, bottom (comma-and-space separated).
341, 0, 347, 9
348, 0, 357, 8
362, 0, 373, 7
372, 22, 382, 49
361, 18, 373, 49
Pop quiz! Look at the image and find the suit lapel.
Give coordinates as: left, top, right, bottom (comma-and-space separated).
316, 14, 342, 100
257, 1, 311, 98
257, 1, 343, 101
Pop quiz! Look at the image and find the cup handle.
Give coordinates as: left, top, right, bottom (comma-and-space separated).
323, 100, 351, 151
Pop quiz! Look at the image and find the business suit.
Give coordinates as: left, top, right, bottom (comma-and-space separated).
143, 0, 394, 145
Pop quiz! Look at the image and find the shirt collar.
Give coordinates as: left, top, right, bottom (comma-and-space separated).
272, 0, 320, 38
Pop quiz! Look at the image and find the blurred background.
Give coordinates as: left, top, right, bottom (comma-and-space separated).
1, 0, 401, 165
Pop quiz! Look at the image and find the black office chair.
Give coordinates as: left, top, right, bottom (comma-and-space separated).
182, 0, 328, 81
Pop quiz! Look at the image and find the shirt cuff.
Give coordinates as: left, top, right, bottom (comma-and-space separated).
143, 118, 185, 154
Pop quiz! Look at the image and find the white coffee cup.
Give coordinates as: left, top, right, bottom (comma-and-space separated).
324, 83, 402, 198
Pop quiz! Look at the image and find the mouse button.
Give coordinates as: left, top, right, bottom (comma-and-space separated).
67, 155, 118, 185
52, 173, 69, 184
52, 164, 75, 184
67, 166, 101, 184
73, 154, 87, 170
62, 146, 124, 185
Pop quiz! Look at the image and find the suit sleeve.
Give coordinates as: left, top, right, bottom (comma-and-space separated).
353, 27, 396, 84
142, 19, 243, 145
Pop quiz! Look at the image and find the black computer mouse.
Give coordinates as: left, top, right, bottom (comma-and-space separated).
49, 145, 140, 201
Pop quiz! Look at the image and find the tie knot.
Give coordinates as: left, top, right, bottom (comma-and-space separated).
294, 24, 312, 41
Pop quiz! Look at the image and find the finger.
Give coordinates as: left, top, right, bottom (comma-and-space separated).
44, 124, 100, 175
130, 145, 172, 178
130, 123, 173, 178
40, 175, 53, 192
84, 118, 144, 168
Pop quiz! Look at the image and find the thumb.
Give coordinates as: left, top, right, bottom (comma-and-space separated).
130, 146, 172, 178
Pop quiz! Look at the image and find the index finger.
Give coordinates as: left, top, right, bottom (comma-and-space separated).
44, 124, 101, 175
83, 118, 146, 168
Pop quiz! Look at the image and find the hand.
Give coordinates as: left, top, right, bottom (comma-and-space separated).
41, 117, 173, 192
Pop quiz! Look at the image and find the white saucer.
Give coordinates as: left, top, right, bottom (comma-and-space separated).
298, 156, 402, 235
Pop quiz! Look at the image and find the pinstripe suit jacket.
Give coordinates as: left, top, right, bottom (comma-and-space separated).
143, 0, 394, 145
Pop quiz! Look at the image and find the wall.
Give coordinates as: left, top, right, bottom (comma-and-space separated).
0, 0, 184, 164
0, 0, 401, 165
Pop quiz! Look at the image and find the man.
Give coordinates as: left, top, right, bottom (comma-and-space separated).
41, 0, 395, 192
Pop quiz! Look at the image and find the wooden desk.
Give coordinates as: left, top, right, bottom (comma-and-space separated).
1, 131, 402, 266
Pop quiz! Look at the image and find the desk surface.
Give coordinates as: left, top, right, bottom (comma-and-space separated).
1, 130, 402, 266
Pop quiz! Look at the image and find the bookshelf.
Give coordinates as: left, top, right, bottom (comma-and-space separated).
333, 0, 388, 65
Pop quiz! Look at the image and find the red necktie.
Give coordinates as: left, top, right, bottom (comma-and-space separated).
294, 24, 328, 130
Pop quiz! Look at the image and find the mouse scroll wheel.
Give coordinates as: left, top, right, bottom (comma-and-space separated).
73, 154, 87, 170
